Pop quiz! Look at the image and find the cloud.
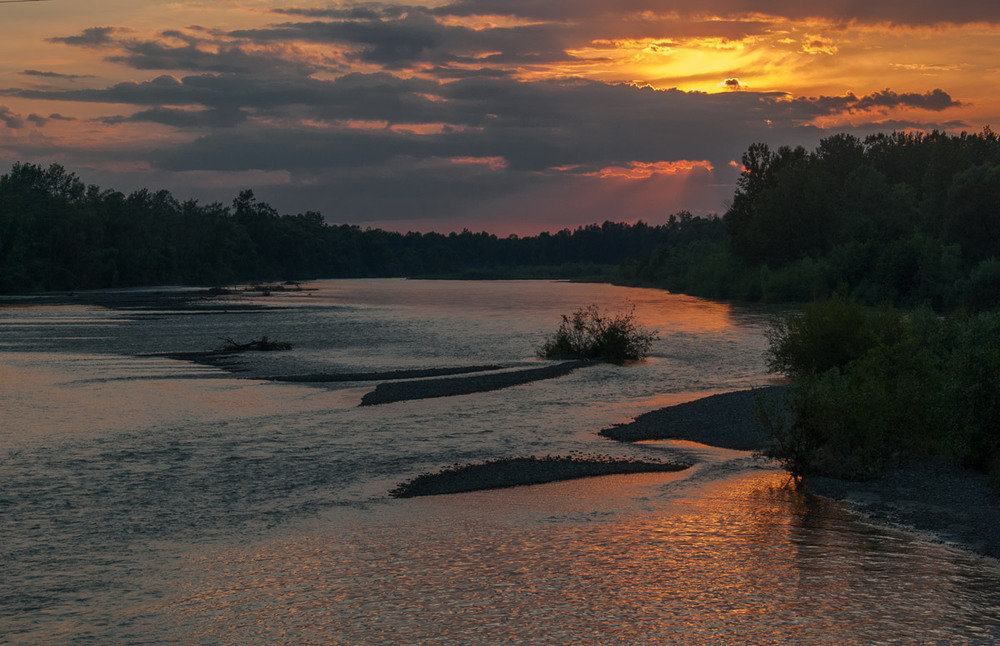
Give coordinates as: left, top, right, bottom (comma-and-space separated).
105, 36, 325, 76
4, 75, 809, 168
428, 0, 1000, 26
801, 35, 837, 55
48, 26, 121, 47
581, 160, 715, 179
232, 12, 579, 68
9, 2, 987, 232
23, 112, 76, 127
272, 6, 410, 20
228, 4, 779, 74
20, 69, 95, 80
0, 106, 23, 129
48, 25, 329, 77
5, 70, 961, 137
785, 88, 962, 118
98, 106, 248, 128
2, 72, 468, 125
422, 66, 514, 79
852, 88, 961, 111
119, 79, 819, 173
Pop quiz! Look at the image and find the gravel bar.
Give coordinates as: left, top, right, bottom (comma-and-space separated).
391, 456, 693, 498
360, 360, 589, 406
599, 386, 787, 450
264, 364, 508, 383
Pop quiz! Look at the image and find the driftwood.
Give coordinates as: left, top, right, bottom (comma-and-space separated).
218, 336, 292, 352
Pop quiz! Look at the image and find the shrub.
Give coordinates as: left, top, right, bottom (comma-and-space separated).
538, 304, 656, 364
762, 303, 1000, 485
964, 259, 1000, 311
760, 256, 834, 303
754, 388, 815, 490
766, 294, 903, 378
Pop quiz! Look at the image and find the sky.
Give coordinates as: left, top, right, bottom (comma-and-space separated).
0, 0, 997, 234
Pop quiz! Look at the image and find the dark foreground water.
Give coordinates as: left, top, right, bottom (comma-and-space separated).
2, 280, 998, 644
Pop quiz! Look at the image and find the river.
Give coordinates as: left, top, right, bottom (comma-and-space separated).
2, 279, 998, 643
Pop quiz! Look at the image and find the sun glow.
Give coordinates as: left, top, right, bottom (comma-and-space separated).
589, 160, 714, 180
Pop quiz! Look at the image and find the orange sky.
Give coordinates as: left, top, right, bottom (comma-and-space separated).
1, 0, 997, 233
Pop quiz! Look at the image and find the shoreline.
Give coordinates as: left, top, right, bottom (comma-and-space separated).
606, 387, 1000, 560
808, 461, 1000, 559
391, 456, 692, 498
10, 285, 998, 558
394, 386, 1000, 560
599, 386, 786, 450
359, 360, 589, 405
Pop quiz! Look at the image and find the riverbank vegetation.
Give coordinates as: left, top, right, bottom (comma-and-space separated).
0, 162, 667, 294
4, 130, 1000, 309
538, 304, 656, 364
390, 455, 690, 497
622, 129, 1000, 310
760, 296, 1000, 486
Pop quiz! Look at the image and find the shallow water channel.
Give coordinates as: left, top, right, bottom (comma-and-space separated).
2, 279, 999, 643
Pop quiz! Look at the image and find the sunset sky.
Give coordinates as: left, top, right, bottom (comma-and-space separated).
1, 0, 997, 233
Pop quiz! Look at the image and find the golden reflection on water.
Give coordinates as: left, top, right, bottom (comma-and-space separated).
298, 279, 748, 335
627, 292, 739, 334
5, 282, 995, 643
161, 471, 1000, 645
0, 352, 353, 447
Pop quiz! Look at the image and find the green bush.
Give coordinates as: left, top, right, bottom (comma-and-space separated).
760, 257, 834, 303
538, 304, 656, 364
762, 303, 1000, 484
964, 259, 1000, 311
765, 295, 903, 378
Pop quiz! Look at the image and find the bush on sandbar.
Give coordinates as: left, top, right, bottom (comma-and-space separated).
538, 304, 656, 364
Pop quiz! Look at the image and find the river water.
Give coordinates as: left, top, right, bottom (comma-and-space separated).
2, 279, 998, 644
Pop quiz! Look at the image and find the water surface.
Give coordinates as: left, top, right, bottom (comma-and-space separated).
2, 280, 998, 643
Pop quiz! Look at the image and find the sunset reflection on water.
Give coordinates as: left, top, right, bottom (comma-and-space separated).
162, 470, 1000, 645
4, 280, 998, 643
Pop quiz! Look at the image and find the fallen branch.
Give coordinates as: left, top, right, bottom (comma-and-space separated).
218, 336, 292, 352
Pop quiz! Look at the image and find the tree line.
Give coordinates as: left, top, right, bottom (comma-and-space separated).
6, 128, 1000, 309
622, 129, 1000, 310
0, 162, 670, 293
